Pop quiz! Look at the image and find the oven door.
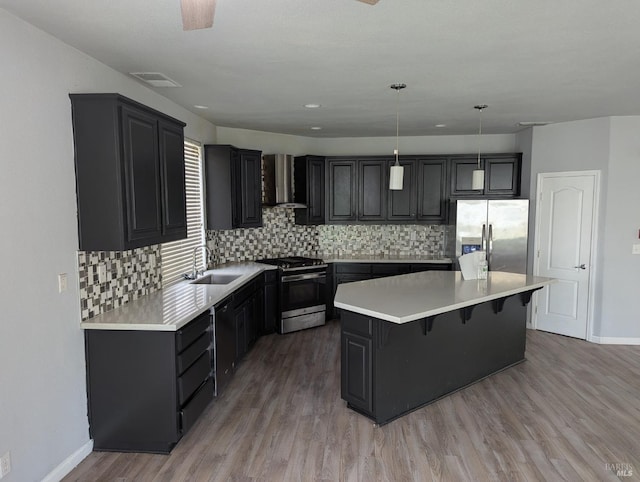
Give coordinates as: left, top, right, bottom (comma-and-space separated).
280, 270, 327, 318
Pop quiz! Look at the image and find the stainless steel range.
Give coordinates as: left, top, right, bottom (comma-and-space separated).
258, 256, 327, 334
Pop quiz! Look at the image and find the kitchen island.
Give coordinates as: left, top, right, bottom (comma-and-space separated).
334, 270, 554, 425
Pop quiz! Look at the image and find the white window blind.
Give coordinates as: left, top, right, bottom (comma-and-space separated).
161, 140, 205, 286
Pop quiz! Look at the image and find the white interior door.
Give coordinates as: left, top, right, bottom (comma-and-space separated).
533, 172, 598, 339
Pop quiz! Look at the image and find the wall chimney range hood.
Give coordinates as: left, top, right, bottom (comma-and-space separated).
262, 154, 306, 208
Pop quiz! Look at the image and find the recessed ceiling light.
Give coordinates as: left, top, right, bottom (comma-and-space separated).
310, 126, 323, 130
304, 103, 321, 109
193, 105, 209, 110
435, 124, 447, 128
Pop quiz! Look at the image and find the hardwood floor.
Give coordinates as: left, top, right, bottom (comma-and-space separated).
64, 321, 640, 481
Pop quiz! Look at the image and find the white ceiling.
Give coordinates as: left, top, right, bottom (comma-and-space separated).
3, 0, 640, 137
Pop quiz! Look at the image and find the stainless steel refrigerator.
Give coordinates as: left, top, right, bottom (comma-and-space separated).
454, 199, 529, 274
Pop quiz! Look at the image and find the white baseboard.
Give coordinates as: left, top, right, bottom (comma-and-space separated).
41, 439, 93, 482
589, 335, 640, 345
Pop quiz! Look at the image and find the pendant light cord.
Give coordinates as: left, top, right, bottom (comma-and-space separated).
475, 104, 487, 168
477, 108, 482, 169
391, 83, 406, 166
395, 87, 400, 165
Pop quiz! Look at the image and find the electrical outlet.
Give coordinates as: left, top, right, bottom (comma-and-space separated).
632, 244, 640, 255
0, 451, 11, 478
410, 231, 417, 241
149, 253, 156, 267
58, 273, 68, 293
98, 263, 107, 284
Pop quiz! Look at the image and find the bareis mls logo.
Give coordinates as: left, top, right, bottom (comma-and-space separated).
606, 463, 633, 477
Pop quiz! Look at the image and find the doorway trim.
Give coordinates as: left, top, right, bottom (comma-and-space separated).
532, 170, 601, 342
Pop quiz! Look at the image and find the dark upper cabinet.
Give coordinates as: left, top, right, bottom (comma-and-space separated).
236, 150, 263, 228
70, 93, 187, 251
204, 145, 263, 230
450, 154, 521, 198
294, 155, 325, 225
159, 120, 188, 238
358, 159, 387, 221
485, 157, 521, 196
327, 159, 357, 223
417, 158, 448, 223
387, 159, 417, 222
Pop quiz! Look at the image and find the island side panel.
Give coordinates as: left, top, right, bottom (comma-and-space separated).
340, 293, 528, 425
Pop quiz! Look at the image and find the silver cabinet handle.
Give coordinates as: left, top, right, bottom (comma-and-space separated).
575, 264, 586, 270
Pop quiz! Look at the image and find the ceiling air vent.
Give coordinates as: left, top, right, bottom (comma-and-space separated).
129, 72, 182, 88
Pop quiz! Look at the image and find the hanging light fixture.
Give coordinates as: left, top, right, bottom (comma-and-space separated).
472, 104, 488, 190
389, 83, 406, 190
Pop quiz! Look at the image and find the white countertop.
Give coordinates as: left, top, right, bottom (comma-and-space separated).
334, 271, 555, 324
321, 254, 452, 264
80, 263, 275, 331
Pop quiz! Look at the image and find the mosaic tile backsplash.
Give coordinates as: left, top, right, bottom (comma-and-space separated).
207, 208, 320, 264
317, 224, 447, 257
79, 209, 448, 321
78, 246, 161, 321
208, 207, 447, 262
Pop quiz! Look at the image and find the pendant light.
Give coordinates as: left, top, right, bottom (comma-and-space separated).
389, 83, 406, 190
472, 104, 488, 190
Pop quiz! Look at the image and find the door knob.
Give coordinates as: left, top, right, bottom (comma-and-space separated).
575, 264, 586, 270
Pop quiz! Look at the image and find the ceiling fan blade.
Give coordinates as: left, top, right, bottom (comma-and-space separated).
356, 0, 380, 4
181, 0, 216, 31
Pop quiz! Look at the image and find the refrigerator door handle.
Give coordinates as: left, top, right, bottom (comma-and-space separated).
488, 224, 493, 270
481, 224, 487, 252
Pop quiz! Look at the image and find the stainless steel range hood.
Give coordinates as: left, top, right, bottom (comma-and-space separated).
262, 154, 306, 208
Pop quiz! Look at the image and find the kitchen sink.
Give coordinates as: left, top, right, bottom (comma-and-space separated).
190, 273, 241, 285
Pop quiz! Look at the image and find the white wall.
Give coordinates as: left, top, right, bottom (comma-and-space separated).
0, 9, 216, 481
529, 116, 640, 340
600, 117, 640, 338
306, 133, 517, 156
218, 126, 517, 157
216, 127, 313, 155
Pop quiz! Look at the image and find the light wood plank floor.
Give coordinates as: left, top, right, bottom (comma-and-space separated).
64, 320, 640, 481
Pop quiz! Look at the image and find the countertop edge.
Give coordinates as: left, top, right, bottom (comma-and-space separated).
80, 264, 273, 331
322, 257, 452, 264
334, 276, 555, 324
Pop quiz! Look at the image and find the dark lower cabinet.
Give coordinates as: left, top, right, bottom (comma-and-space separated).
342, 331, 373, 414
341, 294, 529, 425
70, 93, 187, 250
214, 275, 270, 395
84, 311, 213, 453
262, 270, 279, 334
214, 298, 235, 396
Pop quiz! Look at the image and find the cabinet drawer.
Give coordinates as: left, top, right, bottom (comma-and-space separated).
177, 351, 211, 405
176, 332, 211, 376
335, 263, 371, 274
180, 377, 213, 435
176, 312, 210, 352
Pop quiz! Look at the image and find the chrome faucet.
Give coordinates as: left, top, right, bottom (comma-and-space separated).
184, 245, 212, 280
